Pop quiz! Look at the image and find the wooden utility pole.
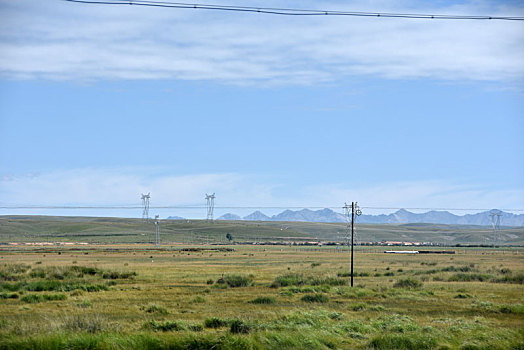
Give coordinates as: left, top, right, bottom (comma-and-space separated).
351, 201, 355, 287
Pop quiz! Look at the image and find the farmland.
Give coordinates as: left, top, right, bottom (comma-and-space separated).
0, 216, 523, 349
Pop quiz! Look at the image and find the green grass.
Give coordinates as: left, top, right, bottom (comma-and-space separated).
250, 297, 276, 304
0, 227, 522, 350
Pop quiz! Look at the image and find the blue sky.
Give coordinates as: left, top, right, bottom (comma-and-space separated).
0, 0, 523, 218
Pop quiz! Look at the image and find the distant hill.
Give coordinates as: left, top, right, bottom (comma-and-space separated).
243, 211, 271, 221
166, 216, 186, 220
272, 208, 346, 223
221, 208, 524, 227
217, 213, 242, 220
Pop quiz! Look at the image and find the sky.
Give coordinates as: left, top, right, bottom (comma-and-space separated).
0, 0, 523, 219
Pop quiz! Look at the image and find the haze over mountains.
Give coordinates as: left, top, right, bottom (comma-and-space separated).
168, 208, 524, 227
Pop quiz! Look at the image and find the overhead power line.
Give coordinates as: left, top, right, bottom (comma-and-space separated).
1, 205, 524, 212
63, 0, 524, 21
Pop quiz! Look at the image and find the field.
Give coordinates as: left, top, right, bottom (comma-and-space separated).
0, 244, 523, 349
0, 216, 523, 349
2, 215, 524, 245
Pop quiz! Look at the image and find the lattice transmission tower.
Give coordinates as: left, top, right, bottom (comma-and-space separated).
205, 193, 215, 221
489, 209, 502, 245
141, 193, 150, 222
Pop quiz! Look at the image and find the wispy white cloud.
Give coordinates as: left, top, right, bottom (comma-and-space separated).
0, 0, 522, 84
1, 168, 522, 218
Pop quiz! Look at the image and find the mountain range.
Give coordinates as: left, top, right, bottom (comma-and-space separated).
165, 208, 524, 227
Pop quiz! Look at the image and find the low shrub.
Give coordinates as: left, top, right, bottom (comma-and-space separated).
230, 319, 250, 334
271, 273, 306, 287
204, 317, 228, 328
145, 320, 185, 332
448, 273, 491, 282
102, 271, 136, 279
350, 302, 367, 311
250, 297, 276, 304
271, 273, 346, 288
454, 293, 473, 299
368, 334, 437, 349
188, 324, 203, 332
442, 266, 474, 273
21, 293, 66, 303
338, 271, 370, 277
0, 292, 18, 299
143, 304, 168, 314
222, 274, 253, 288
498, 304, 524, 314
301, 294, 328, 303
393, 278, 422, 289
491, 274, 524, 284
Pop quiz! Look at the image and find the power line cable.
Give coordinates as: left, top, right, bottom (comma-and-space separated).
62, 0, 524, 21
1, 205, 524, 212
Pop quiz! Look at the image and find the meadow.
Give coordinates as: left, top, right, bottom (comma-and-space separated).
0, 243, 522, 349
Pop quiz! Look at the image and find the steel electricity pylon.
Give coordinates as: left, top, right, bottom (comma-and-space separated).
205, 193, 215, 221
141, 193, 150, 222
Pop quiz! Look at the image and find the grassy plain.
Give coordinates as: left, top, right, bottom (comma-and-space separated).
0, 244, 523, 349
1, 215, 524, 245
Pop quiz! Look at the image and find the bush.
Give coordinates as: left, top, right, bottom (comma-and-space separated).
230, 319, 250, 334
498, 304, 524, 314
21, 293, 66, 303
143, 304, 168, 314
442, 266, 474, 273
250, 297, 276, 304
454, 293, 472, 299
368, 334, 437, 349
393, 278, 422, 289
0, 292, 18, 299
301, 294, 328, 303
145, 320, 185, 332
271, 273, 306, 287
271, 273, 346, 288
491, 274, 524, 284
204, 317, 228, 328
102, 271, 136, 279
188, 324, 203, 332
222, 274, 253, 288
350, 303, 367, 311
448, 273, 491, 282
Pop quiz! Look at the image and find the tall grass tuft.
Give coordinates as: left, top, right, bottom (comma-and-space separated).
221, 274, 253, 288
204, 317, 229, 328
250, 296, 276, 304
368, 334, 437, 349
393, 278, 422, 289
62, 314, 107, 333
145, 320, 185, 332
301, 294, 328, 303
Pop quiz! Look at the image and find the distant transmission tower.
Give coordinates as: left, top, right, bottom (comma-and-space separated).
205, 193, 215, 221
141, 193, 150, 222
489, 209, 502, 245
154, 215, 160, 247
343, 203, 351, 248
